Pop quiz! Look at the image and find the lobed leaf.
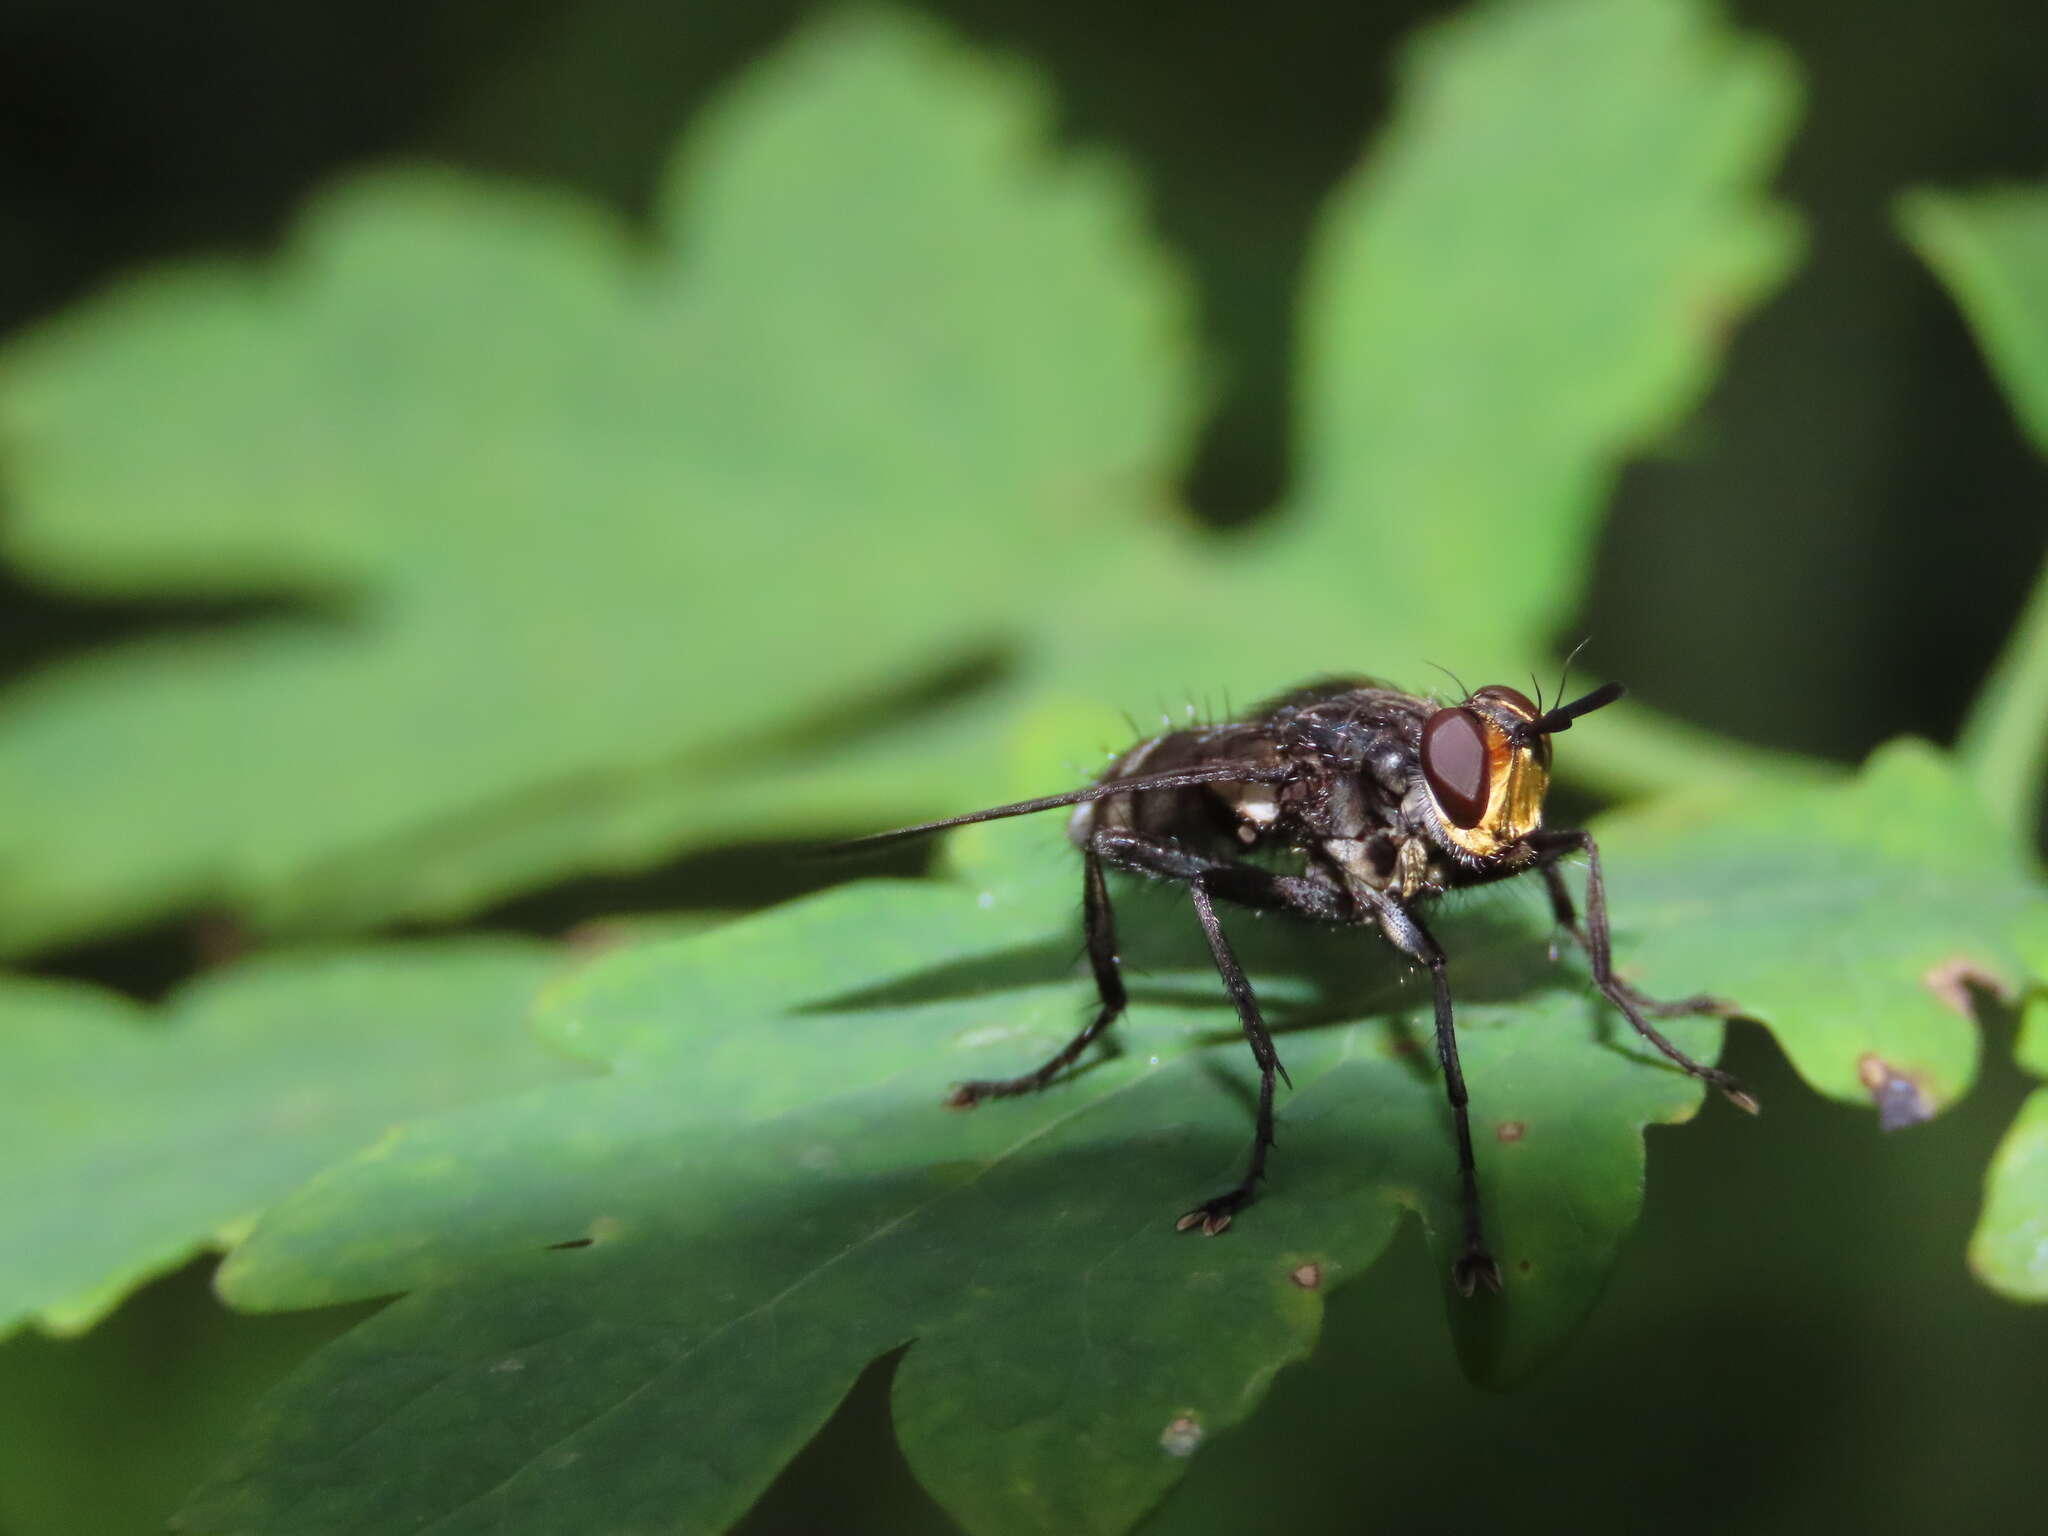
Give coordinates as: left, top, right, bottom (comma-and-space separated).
183, 739, 2036, 1535
1969, 914, 2048, 1300
1594, 740, 2038, 1117
0, 0, 1799, 956
1901, 185, 2048, 456
1900, 180, 2048, 1300
0, 940, 585, 1337
0, 6, 1195, 954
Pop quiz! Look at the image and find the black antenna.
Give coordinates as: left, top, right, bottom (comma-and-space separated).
1422, 660, 1472, 700
1553, 637, 1593, 718
1510, 681, 1625, 745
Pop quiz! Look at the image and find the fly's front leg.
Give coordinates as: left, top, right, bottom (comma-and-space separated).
1534, 860, 1724, 1018
1354, 888, 1500, 1297
1532, 829, 1758, 1114
949, 848, 1126, 1106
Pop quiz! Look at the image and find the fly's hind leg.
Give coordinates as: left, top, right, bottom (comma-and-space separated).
949, 848, 1127, 1106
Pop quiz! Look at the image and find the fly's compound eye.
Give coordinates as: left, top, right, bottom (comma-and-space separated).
1421, 706, 1493, 829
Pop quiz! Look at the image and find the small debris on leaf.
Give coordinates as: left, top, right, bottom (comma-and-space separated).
1921, 955, 2009, 1018
1496, 1120, 1526, 1143
1159, 1413, 1204, 1458
1290, 1262, 1323, 1290
1857, 1052, 1935, 1131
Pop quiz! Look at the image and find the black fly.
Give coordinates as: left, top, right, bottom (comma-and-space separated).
845, 676, 1755, 1295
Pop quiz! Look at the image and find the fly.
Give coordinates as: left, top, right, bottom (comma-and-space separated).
845, 674, 1755, 1295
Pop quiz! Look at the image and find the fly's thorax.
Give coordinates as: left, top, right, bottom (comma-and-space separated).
1416, 685, 1552, 861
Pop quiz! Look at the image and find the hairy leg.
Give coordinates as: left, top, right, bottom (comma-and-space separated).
1528, 829, 1757, 1114
949, 848, 1129, 1105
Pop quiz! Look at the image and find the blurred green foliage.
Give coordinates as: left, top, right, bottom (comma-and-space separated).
0, 0, 1804, 955
0, 0, 2044, 1533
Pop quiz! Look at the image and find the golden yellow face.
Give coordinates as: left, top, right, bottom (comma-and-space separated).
1419, 685, 1552, 858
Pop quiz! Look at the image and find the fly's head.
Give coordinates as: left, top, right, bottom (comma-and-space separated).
1417, 680, 1624, 861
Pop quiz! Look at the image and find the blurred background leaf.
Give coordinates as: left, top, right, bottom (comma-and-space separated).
1968, 912, 2048, 1299
1897, 181, 2048, 1302
0, 1262, 372, 1536
0, 8, 1197, 954
1899, 184, 2048, 846
1, 0, 2045, 1532
0, 0, 1799, 959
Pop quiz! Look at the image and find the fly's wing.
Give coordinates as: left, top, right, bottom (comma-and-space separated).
829, 761, 1290, 852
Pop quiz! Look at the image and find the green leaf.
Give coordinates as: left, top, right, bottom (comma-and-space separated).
1900, 181, 2048, 1302
1969, 913, 2048, 1301
0, 6, 1195, 954
1595, 740, 2039, 1116
1901, 185, 2048, 455
1899, 184, 2048, 844
936, 0, 1804, 788
0, 0, 1799, 957
1244, 0, 1800, 654
183, 741, 2035, 1536
0, 940, 585, 1337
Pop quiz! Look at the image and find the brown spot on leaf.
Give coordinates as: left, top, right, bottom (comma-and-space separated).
1496, 1120, 1526, 1143
1921, 956, 2010, 1017
1290, 1262, 1323, 1290
563, 920, 631, 956
1857, 1053, 1935, 1131
191, 911, 252, 969
1518, 1259, 1532, 1274
1159, 1414, 1204, 1458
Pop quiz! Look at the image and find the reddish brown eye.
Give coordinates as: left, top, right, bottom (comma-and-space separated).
1422, 707, 1491, 828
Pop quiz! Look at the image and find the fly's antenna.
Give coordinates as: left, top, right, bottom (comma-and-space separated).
1552, 637, 1593, 717
1422, 660, 1472, 700
1509, 680, 1625, 746
1528, 671, 1547, 714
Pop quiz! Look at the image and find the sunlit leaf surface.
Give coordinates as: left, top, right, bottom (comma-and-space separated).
0, 0, 1797, 955
184, 742, 2036, 1535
